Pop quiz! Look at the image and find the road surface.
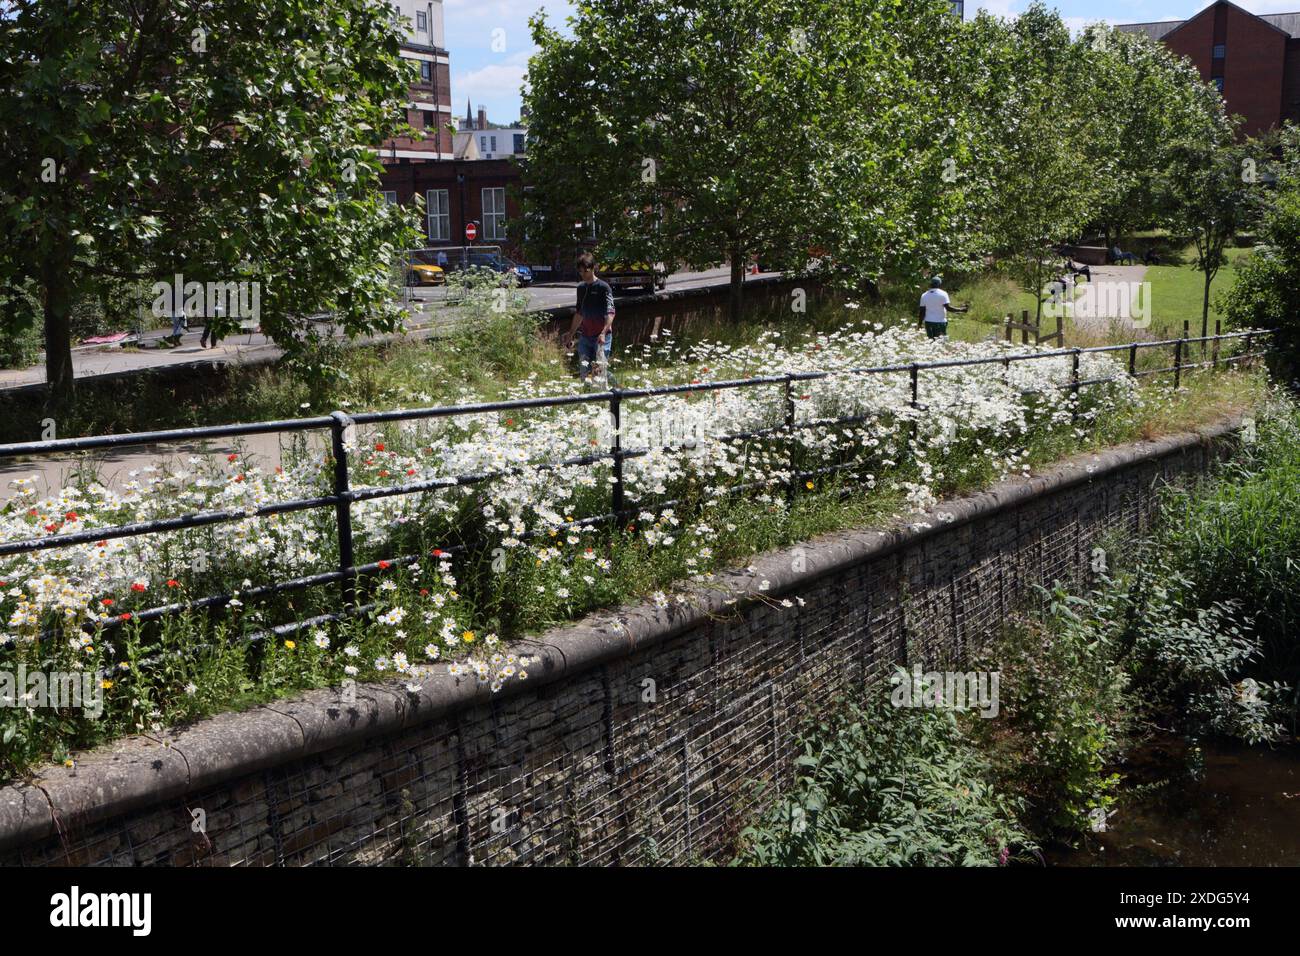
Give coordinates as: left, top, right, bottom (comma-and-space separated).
0, 266, 777, 391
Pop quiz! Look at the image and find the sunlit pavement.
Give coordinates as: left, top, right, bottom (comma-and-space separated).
0, 266, 782, 391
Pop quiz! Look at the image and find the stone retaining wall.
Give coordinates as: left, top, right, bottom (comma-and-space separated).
0, 419, 1243, 866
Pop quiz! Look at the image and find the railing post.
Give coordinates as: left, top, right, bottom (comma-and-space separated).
784, 374, 796, 500
1213, 321, 1221, 370
1021, 310, 1030, 346
908, 362, 920, 455
609, 389, 624, 524
1004, 314, 1012, 343
329, 411, 356, 609
1070, 348, 1081, 424
1244, 331, 1254, 369
1173, 335, 1184, 389
1128, 342, 1137, 378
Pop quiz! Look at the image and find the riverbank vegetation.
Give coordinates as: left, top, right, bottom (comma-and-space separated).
731, 396, 1300, 865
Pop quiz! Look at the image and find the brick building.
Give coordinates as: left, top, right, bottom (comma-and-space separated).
380, 0, 454, 161
1118, 1, 1300, 137
380, 158, 528, 259
375, 6, 541, 268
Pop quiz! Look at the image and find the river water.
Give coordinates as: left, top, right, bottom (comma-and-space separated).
1050, 737, 1300, 866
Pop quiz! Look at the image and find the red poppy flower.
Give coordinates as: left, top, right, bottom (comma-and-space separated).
406, 468, 416, 476
379, 469, 390, 478
26, 509, 38, 517
505, 419, 514, 426
166, 579, 180, 588
227, 454, 238, 462
234, 474, 245, 483
130, 582, 146, 593
377, 560, 390, 570
419, 588, 429, 596
95, 540, 107, 548
65, 511, 78, 522
100, 598, 114, 607
375, 442, 385, 451
44, 523, 58, 532
119, 612, 132, 621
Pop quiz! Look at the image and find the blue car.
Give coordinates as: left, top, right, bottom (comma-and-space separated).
464, 251, 533, 286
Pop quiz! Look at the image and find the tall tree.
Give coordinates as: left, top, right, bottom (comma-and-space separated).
947, 5, 1098, 325
1163, 129, 1257, 341
0, 0, 420, 406
521, 0, 941, 319
1076, 24, 1228, 251
1222, 124, 1300, 376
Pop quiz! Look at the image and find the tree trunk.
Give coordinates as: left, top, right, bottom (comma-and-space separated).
728, 249, 745, 323
1033, 253, 1044, 327
1201, 270, 1212, 342
42, 250, 76, 407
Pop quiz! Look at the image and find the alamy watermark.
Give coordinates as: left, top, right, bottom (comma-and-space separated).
0, 665, 105, 718
890, 665, 1000, 718
1043, 279, 1151, 328
151, 273, 260, 321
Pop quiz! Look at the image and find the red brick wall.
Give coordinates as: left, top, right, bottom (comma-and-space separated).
1284, 40, 1300, 126
1163, 1, 1286, 136
379, 159, 524, 255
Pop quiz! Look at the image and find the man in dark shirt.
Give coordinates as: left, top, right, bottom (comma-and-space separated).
567, 252, 615, 383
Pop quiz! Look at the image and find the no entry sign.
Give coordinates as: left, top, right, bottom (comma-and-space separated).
465, 221, 478, 241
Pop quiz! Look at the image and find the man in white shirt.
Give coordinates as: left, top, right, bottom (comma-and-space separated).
918, 276, 968, 339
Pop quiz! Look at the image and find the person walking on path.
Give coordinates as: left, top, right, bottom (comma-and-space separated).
199, 303, 224, 349
917, 276, 968, 339
567, 252, 616, 384
168, 302, 188, 344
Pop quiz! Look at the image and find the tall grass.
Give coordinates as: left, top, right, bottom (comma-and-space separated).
1158, 396, 1300, 685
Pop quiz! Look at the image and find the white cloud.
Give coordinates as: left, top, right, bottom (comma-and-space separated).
452, 58, 530, 118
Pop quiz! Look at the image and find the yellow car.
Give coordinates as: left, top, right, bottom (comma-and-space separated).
405, 264, 446, 286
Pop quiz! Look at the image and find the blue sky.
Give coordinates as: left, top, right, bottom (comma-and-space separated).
445, 0, 1300, 125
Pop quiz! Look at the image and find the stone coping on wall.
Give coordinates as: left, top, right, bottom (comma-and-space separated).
0, 415, 1244, 853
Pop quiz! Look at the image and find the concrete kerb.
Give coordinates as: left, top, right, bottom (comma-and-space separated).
0, 414, 1245, 853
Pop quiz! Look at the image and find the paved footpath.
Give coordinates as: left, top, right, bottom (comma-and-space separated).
1067, 264, 1150, 332
0, 266, 772, 391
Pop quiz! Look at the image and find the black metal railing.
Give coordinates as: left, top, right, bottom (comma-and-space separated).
0, 328, 1271, 652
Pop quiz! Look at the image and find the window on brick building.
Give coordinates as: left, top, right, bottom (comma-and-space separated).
482, 187, 507, 240
1213, 43, 1225, 59
427, 189, 450, 241
420, 61, 432, 82
416, 11, 428, 32
1213, 76, 1224, 92
382, 191, 397, 205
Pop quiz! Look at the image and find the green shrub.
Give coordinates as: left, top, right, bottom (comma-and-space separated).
732, 694, 1034, 866
974, 588, 1127, 838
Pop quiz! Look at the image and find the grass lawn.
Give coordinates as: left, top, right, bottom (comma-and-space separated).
936, 246, 1258, 347
1144, 246, 1252, 338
